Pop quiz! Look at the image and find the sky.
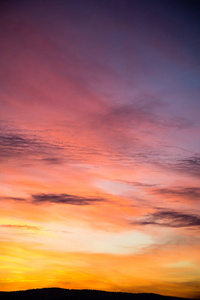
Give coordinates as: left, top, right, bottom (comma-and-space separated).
0, 0, 200, 298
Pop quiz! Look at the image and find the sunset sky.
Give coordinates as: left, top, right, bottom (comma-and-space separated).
0, 0, 200, 298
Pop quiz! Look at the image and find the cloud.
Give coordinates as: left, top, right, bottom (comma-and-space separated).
2, 197, 26, 201
97, 99, 193, 134
132, 209, 200, 228
0, 224, 41, 231
95, 101, 158, 137
31, 193, 105, 205
174, 156, 200, 177
0, 128, 63, 164
0, 133, 35, 154
1, 193, 106, 206
117, 180, 157, 187
153, 187, 200, 201
146, 153, 200, 179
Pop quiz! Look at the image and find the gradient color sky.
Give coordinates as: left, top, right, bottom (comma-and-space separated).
0, 0, 200, 298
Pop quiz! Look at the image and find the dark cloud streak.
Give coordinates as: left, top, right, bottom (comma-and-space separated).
153, 187, 200, 201
0, 224, 41, 230
174, 156, 200, 177
1, 193, 105, 206
2, 197, 26, 201
0, 129, 63, 164
31, 193, 104, 205
99, 99, 194, 132
132, 209, 200, 228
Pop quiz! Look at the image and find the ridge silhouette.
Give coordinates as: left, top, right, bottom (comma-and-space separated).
0, 288, 197, 300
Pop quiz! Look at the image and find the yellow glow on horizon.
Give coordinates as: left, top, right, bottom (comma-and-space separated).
1, 243, 200, 298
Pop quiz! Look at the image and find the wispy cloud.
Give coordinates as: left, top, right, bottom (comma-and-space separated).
31, 193, 105, 205
132, 209, 200, 228
153, 187, 200, 201
173, 156, 200, 177
117, 180, 157, 187
97, 99, 194, 134
2, 197, 26, 201
2, 193, 106, 206
143, 153, 200, 178
0, 128, 63, 164
0, 224, 41, 231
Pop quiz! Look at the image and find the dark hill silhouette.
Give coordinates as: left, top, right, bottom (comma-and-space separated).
0, 288, 197, 300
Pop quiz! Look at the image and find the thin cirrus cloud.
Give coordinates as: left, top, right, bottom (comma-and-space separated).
0, 129, 62, 163
132, 209, 200, 228
89, 99, 194, 154
1, 123, 199, 179
145, 153, 200, 178
99, 100, 194, 130
172, 156, 200, 177
2, 193, 105, 206
153, 187, 200, 201
31, 193, 105, 205
1, 197, 26, 202
0, 224, 41, 231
